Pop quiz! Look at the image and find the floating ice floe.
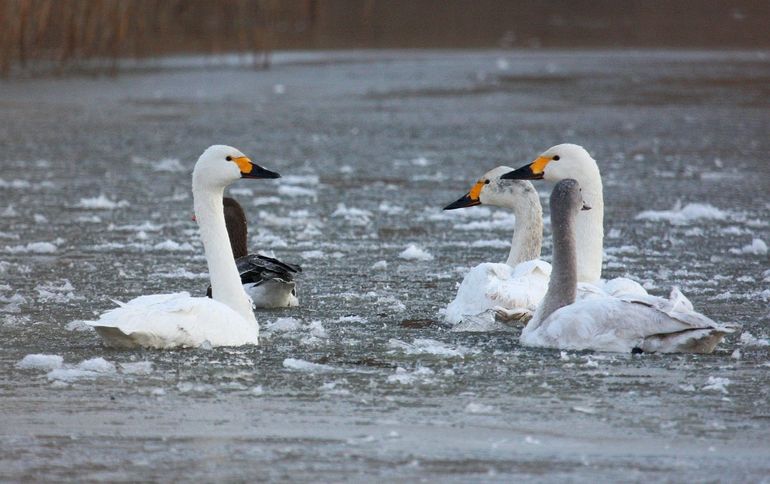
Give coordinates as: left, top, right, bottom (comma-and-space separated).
387, 366, 435, 385
151, 158, 184, 172
17, 354, 64, 370
281, 174, 319, 186
252, 196, 281, 206
388, 338, 468, 358
153, 240, 195, 252
730, 238, 767, 255
35, 279, 83, 303
702, 376, 731, 394
332, 203, 372, 226
278, 185, 317, 198
0, 178, 32, 189
635, 202, 728, 224
378, 202, 406, 215
282, 358, 334, 373
76, 194, 130, 210
399, 244, 434, 261
154, 268, 208, 279
371, 260, 388, 271
739, 332, 770, 347
47, 357, 117, 382
5, 241, 58, 254
465, 402, 497, 414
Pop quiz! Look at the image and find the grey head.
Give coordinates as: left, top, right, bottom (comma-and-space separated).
550, 179, 590, 223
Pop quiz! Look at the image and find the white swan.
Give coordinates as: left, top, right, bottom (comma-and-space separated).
501, 143, 647, 296
204, 197, 301, 308
443, 167, 550, 324
521, 179, 737, 353
87, 145, 281, 349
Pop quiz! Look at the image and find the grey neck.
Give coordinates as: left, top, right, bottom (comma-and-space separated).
532, 201, 577, 325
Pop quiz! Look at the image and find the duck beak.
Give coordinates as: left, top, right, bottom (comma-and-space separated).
235, 156, 281, 179
443, 180, 484, 210
501, 156, 549, 180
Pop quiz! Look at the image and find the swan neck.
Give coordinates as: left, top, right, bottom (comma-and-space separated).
506, 198, 542, 266
574, 165, 604, 283
532, 203, 577, 326
193, 183, 255, 323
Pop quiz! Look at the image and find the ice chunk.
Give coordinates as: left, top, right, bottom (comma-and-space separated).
282, 358, 333, 372
372, 260, 388, 270
76, 194, 129, 209
739, 332, 769, 347
729, 238, 767, 255
278, 185, 316, 198
465, 402, 497, 414
120, 361, 154, 374
5, 241, 58, 254
399, 244, 434, 261
703, 376, 730, 394
17, 354, 63, 370
635, 202, 728, 224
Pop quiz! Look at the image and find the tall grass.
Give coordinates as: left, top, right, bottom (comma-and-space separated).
0, 0, 313, 75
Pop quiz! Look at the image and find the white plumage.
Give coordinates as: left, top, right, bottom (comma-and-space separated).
87, 145, 281, 349
520, 179, 737, 353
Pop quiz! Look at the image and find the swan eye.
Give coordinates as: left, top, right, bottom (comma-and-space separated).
484, 180, 490, 185
226, 156, 233, 161
552, 155, 560, 161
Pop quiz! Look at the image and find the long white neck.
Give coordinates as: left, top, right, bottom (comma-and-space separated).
192, 181, 256, 324
573, 163, 604, 283
505, 195, 542, 266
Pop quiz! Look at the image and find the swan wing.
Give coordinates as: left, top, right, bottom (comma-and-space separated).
527, 291, 737, 353
87, 292, 258, 349
445, 260, 551, 325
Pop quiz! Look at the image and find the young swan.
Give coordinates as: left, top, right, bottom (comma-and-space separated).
521, 179, 738, 353
443, 167, 550, 325
205, 197, 301, 308
87, 145, 280, 349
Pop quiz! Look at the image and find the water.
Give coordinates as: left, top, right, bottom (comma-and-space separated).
1, 50, 769, 481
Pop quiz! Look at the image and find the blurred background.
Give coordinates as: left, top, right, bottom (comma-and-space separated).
2, 0, 769, 75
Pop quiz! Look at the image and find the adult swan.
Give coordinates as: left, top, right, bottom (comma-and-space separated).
87, 145, 280, 349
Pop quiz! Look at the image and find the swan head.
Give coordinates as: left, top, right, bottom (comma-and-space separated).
193, 145, 280, 189
444, 166, 537, 211
501, 144, 596, 183
551, 178, 592, 214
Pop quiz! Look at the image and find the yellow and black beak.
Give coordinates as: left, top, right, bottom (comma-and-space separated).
443, 180, 484, 210
233, 156, 281, 179
501, 156, 549, 180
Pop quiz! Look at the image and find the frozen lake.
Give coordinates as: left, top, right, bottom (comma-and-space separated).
1, 50, 769, 481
